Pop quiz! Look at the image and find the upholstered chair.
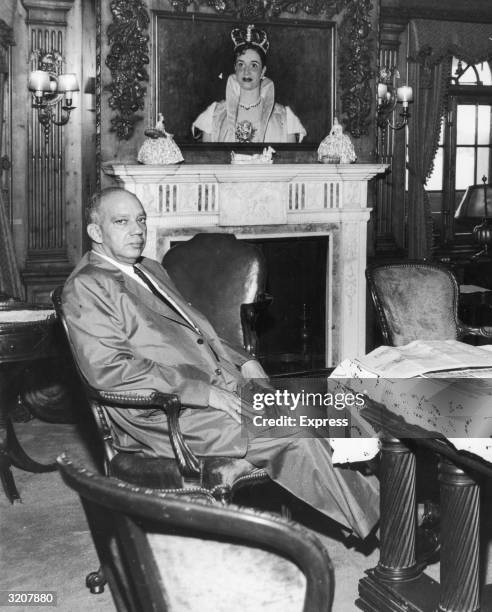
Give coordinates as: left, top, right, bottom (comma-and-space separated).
162, 233, 271, 357
366, 261, 492, 346
58, 453, 334, 612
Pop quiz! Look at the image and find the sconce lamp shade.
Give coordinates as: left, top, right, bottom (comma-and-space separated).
57, 73, 79, 93
454, 183, 492, 219
396, 85, 413, 103
28, 70, 51, 92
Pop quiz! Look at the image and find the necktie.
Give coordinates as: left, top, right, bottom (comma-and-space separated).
132, 264, 198, 332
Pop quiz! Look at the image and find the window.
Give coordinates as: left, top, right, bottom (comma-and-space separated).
426, 58, 492, 246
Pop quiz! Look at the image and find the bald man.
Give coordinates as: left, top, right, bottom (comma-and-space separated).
62, 187, 379, 539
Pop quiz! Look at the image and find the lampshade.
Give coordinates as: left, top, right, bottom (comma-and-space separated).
57, 73, 79, 93
454, 183, 492, 219
28, 70, 51, 92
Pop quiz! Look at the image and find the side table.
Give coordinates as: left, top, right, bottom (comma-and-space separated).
0, 303, 58, 503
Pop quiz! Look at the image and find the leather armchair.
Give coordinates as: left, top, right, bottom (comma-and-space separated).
162, 232, 271, 357
366, 261, 492, 346
58, 453, 334, 612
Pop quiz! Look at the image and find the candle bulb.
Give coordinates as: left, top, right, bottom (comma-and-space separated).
377, 83, 388, 102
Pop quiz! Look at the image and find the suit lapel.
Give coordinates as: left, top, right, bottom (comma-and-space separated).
89, 252, 192, 330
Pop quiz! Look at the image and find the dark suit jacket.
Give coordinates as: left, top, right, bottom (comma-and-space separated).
62, 251, 253, 458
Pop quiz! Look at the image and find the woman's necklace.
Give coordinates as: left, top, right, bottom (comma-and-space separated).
238, 98, 261, 111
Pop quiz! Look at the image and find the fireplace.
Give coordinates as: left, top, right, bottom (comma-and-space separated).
103, 162, 387, 366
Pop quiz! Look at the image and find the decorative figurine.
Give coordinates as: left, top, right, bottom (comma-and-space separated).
137, 113, 184, 165
230, 146, 276, 164
317, 118, 357, 164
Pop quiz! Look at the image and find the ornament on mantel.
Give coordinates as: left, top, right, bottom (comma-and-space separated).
317, 118, 357, 164
137, 113, 184, 165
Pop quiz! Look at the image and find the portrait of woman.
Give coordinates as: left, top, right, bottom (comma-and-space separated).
191, 24, 306, 143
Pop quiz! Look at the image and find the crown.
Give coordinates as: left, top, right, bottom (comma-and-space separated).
231, 24, 269, 55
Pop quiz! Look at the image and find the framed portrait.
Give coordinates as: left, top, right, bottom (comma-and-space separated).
153, 12, 335, 147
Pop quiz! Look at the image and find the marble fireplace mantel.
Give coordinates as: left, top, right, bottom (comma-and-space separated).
103, 162, 388, 366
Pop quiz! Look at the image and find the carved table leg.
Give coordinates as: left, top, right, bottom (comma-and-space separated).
7, 418, 57, 473
0, 366, 57, 503
375, 437, 420, 580
0, 420, 21, 503
0, 368, 21, 502
357, 437, 440, 612
438, 458, 480, 612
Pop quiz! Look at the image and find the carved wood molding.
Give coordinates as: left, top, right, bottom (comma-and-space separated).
170, 0, 342, 20
21, 0, 75, 24
339, 0, 374, 138
106, 0, 150, 140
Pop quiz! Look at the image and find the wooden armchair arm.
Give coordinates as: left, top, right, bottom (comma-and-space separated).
241, 293, 273, 357
88, 389, 201, 479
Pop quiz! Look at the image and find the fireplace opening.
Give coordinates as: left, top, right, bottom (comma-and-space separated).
248, 236, 327, 375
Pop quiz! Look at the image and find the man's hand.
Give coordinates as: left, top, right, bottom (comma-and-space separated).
241, 359, 268, 380
209, 386, 242, 423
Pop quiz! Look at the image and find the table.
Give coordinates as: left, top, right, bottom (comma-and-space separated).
0, 303, 58, 503
356, 384, 492, 612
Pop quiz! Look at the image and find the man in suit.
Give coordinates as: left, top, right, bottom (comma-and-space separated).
62, 187, 379, 539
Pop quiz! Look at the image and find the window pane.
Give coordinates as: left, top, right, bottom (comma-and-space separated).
452, 57, 478, 84
477, 105, 492, 145
457, 105, 476, 144
477, 61, 492, 86
477, 147, 490, 183
455, 147, 475, 189
426, 147, 443, 190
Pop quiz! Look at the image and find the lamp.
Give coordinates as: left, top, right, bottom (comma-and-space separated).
376, 67, 413, 131
28, 50, 79, 141
454, 176, 492, 259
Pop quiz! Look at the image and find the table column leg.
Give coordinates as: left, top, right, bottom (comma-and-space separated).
438, 458, 480, 612
375, 436, 421, 581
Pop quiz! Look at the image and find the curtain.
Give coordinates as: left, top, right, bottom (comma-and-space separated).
0, 21, 23, 299
405, 20, 492, 260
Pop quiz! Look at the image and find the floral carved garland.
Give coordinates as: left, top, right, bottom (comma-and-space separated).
339, 0, 374, 137
106, 0, 150, 140
171, 0, 342, 20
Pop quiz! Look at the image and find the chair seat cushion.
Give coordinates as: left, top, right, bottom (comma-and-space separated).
110, 453, 183, 489
148, 533, 306, 612
110, 452, 269, 493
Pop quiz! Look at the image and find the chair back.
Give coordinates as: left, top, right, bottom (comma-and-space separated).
162, 233, 266, 352
51, 286, 118, 470
366, 261, 460, 346
58, 453, 333, 612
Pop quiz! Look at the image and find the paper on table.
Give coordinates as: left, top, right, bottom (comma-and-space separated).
354, 340, 492, 378
328, 340, 492, 465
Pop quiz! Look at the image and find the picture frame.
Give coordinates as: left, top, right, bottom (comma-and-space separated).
152, 11, 335, 148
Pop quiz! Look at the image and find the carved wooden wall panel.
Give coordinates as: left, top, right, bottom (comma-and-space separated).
21, 1, 75, 301
28, 27, 66, 256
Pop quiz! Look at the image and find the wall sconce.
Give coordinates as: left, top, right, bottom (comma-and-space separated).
28, 50, 79, 141
376, 67, 413, 131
